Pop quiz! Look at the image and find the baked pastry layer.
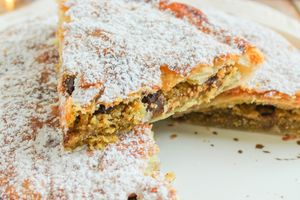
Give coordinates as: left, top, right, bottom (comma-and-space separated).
202, 9, 300, 96
0, 15, 176, 199
58, 0, 263, 149
186, 104, 300, 134
185, 9, 300, 134
65, 64, 241, 149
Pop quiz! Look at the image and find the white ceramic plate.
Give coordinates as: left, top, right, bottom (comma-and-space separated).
1, 1, 300, 199
154, 119, 300, 200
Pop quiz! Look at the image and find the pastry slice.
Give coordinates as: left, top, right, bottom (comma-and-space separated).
0, 16, 176, 200
185, 9, 300, 134
58, 0, 263, 149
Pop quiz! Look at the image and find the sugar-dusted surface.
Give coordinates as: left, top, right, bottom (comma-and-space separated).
205, 9, 300, 96
0, 17, 175, 199
60, 0, 251, 105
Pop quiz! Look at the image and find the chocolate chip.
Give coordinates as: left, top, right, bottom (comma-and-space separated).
64, 76, 75, 96
74, 116, 80, 125
128, 193, 137, 200
142, 91, 165, 116
206, 75, 218, 86
255, 105, 275, 117
94, 105, 113, 115
142, 91, 161, 104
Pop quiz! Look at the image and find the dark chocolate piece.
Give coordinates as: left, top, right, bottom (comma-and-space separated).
94, 105, 114, 115
64, 76, 75, 96
128, 193, 137, 200
142, 91, 165, 116
256, 105, 275, 117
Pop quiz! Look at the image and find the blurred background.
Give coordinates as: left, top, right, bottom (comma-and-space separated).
0, 0, 34, 13
0, 0, 299, 19
258, 0, 300, 20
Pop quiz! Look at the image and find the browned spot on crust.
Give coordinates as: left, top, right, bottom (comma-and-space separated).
150, 187, 158, 193
5, 186, 20, 199
90, 29, 110, 41
36, 51, 50, 64
40, 70, 50, 84
159, 1, 209, 32
25, 117, 44, 141
79, 74, 103, 89
22, 179, 41, 200
51, 105, 60, 118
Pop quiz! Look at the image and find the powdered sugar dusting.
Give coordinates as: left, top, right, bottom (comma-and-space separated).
0, 16, 175, 199
205, 9, 300, 96
61, 0, 244, 105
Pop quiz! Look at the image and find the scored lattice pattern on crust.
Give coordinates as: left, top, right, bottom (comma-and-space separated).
0, 16, 175, 199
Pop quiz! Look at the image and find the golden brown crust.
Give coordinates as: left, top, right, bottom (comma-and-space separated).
160, 65, 185, 92
57, 0, 263, 149
207, 87, 300, 110
196, 8, 300, 113
159, 1, 263, 66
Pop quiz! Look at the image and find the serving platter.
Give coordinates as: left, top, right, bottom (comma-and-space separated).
155, 119, 300, 200
1, 0, 300, 199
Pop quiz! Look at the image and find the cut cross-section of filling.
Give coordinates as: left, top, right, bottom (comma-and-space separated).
184, 104, 300, 133
182, 9, 300, 136
58, 0, 263, 149
65, 65, 240, 149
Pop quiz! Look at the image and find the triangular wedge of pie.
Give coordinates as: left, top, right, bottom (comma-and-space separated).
0, 15, 176, 200
185, 9, 300, 134
58, 0, 263, 149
